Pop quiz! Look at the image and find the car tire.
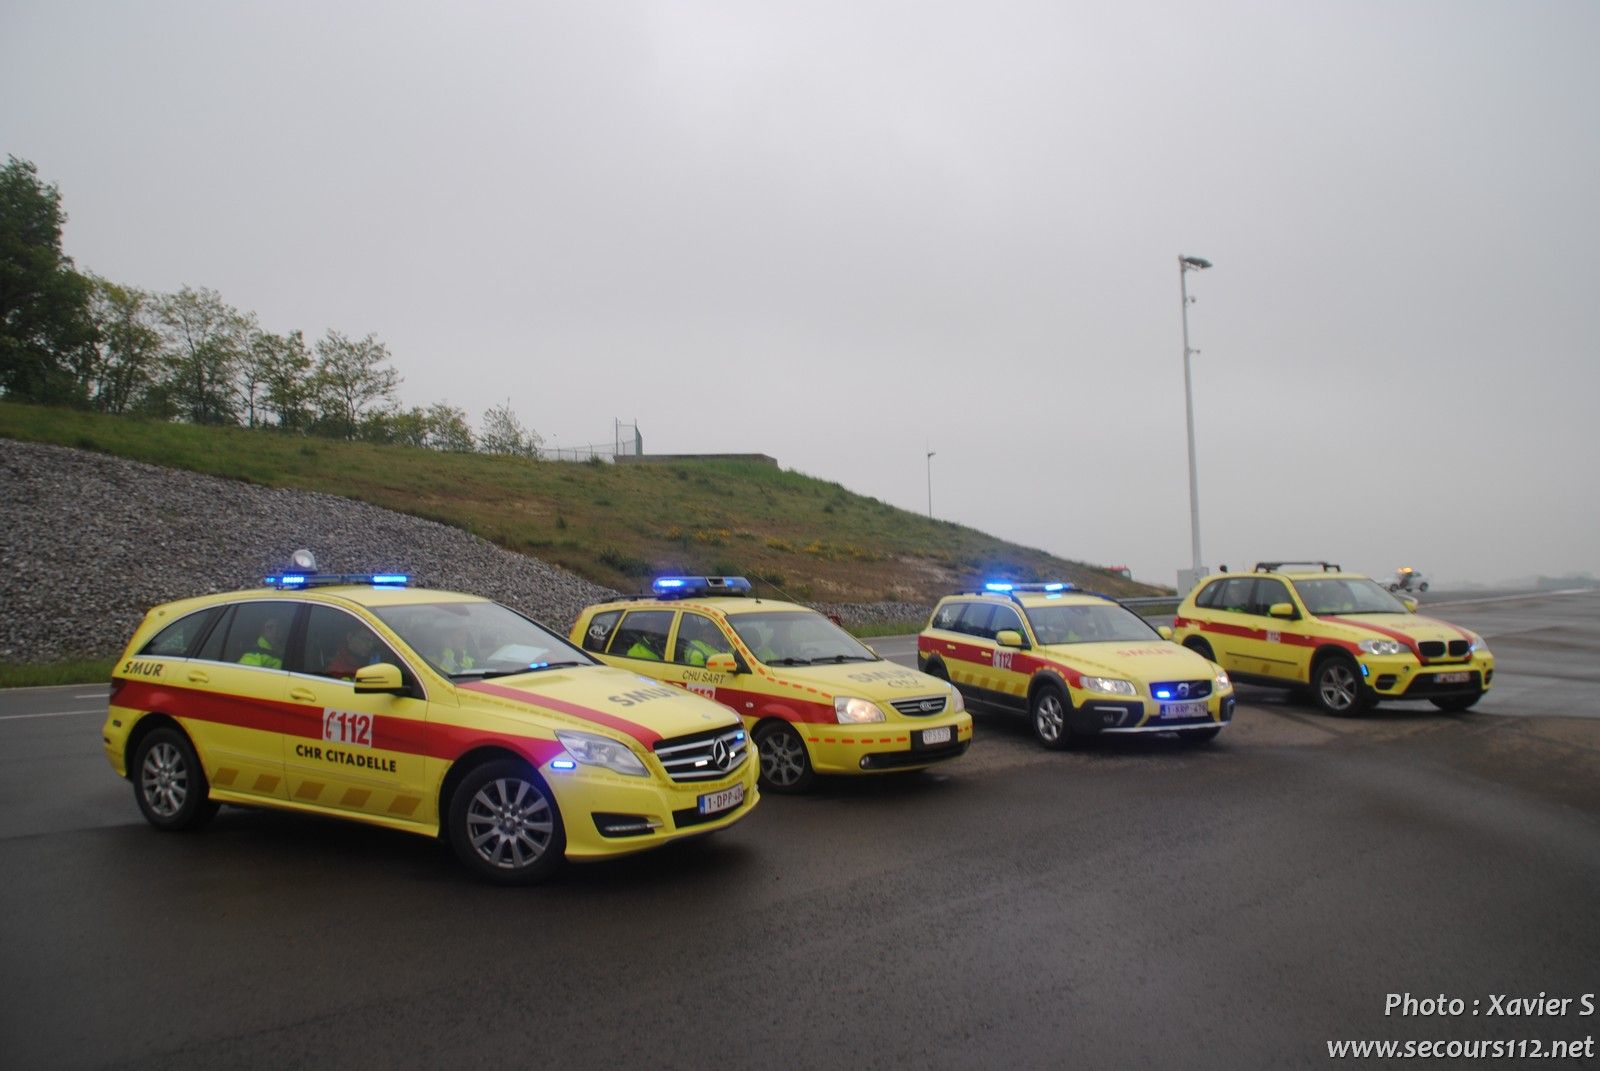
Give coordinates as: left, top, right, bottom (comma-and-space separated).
1430, 692, 1483, 712
1183, 638, 1216, 662
755, 721, 815, 793
923, 658, 949, 681
448, 759, 565, 885
1419, 582, 1430, 593
132, 726, 219, 831
1179, 726, 1222, 745
1030, 684, 1076, 750
1311, 656, 1371, 716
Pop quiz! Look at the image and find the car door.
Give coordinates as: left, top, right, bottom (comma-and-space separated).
281, 605, 430, 820
1244, 577, 1314, 682
1194, 577, 1263, 676
182, 600, 298, 801
983, 602, 1034, 707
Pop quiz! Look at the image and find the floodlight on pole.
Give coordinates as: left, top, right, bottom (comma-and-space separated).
1179, 254, 1212, 581
926, 450, 936, 518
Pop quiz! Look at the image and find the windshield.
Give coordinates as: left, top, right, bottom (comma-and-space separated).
369, 600, 596, 678
1293, 578, 1409, 615
1025, 602, 1160, 645
726, 611, 878, 665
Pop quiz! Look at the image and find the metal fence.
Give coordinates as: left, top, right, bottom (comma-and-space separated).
543, 420, 642, 463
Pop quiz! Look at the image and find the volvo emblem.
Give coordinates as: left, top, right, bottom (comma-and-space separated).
709, 738, 731, 770
1177, 683, 1190, 698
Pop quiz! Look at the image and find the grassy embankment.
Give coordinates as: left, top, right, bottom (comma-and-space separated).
0, 402, 1159, 683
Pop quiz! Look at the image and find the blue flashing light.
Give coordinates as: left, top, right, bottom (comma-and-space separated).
1361, 665, 1370, 678
1155, 689, 1173, 700
1043, 583, 1066, 591
280, 574, 308, 587
651, 576, 753, 598
370, 573, 409, 586
527, 662, 549, 670
734, 731, 746, 741
984, 582, 1015, 593
550, 758, 576, 771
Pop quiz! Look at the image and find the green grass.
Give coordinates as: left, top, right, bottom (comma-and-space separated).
0, 657, 117, 688
1, 402, 1160, 602
843, 619, 930, 639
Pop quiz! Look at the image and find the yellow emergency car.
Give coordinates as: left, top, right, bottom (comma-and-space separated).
570, 577, 972, 792
102, 554, 758, 884
1173, 561, 1494, 715
918, 583, 1234, 747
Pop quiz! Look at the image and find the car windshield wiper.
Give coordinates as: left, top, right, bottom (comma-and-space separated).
449, 662, 585, 680
765, 657, 814, 666
813, 654, 875, 663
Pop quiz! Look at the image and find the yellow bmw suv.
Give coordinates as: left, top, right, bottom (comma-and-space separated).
103, 554, 758, 884
1173, 561, 1494, 715
571, 577, 972, 793
918, 583, 1234, 747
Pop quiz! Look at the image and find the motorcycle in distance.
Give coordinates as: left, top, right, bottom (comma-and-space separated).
1389, 566, 1429, 593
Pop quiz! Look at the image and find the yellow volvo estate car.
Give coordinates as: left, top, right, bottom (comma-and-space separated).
918, 583, 1234, 748
570, 577, 972, 793
1172, 562, 1494, 715
103, 555, 758, 884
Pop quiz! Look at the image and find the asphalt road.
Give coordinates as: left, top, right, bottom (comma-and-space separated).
2, 591, 1597, 1068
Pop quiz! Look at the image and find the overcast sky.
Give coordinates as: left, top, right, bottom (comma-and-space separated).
4, 1, 1596, 588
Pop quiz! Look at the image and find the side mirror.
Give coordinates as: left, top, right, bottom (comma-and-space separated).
1397, 594, 1419, 613
995, 629, 1025, 648
353, 662, 407, 694
863, 644, 879, 657
704, 653, 739, 673
1269, 603, 1296, 620
1157, 625, 1174, 640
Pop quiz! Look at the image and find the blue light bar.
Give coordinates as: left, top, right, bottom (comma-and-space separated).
984, 582, 1015, 593
263, 571, 412, 590
370, 574, 409, 586
651, 576, 753, 598
1043, 583, 1066, 591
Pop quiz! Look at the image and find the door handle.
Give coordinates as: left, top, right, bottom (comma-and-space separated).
945, 644, 957, 651
289, 687, 318, 703
186, 670, 209, 684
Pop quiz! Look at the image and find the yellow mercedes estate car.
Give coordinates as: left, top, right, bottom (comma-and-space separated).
1173, 562, 1494, 715
103, 555, 758, 884
571, 577, 972, 793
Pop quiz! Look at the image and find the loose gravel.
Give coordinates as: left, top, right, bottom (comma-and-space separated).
1, 438, 928, 662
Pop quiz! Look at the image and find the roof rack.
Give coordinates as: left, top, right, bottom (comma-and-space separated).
1254, 561, 1341, 573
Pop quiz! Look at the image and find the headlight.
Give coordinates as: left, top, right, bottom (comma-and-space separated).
1358, 638, 1408, 656
555, 730, 648, 777
1080, 676, 1137, 696
947, 687, 965, 713
1214, 669, 1231, 691
835, 697, 886, 724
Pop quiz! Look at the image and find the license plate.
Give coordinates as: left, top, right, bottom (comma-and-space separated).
921, 726, 953, 746
1159, 701, 1208, 719
1434, 672, 1471, 684
697, 783, 744, 816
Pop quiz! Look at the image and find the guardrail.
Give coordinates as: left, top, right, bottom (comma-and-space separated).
1120, 596, 1180, 617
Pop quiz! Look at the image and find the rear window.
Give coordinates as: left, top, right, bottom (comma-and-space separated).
580, 610, 622, 653
139, 607, 224, 658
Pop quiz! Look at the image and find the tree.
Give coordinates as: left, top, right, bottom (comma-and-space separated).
250, 329, 314, 430
0, 156, 96, 403
479, 401, 543, 458
425, 402, 475, 451
155, 286, 253, 424
312, 330, 400, 440
84, 275, 161, 414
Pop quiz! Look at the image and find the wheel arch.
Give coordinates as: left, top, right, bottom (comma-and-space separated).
123, 712, 188, 779
437, 745, 540, 836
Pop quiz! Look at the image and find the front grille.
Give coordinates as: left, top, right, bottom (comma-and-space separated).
889, 695, 948, 717
1418, 641, 1444, 659
1448, 639, 1470, 658
653, 725, 749, 783
1418, 639, 1471, 662
1149, 679, 1212, 700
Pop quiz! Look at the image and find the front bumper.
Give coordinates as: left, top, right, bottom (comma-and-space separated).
1070, 692, 1235, 736
794, 714, 974, 775
551, 753, 760, 860
1358, 653, 1495, 700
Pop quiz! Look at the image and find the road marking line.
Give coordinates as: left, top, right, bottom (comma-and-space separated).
74, 692, 109, 699
0, 709, 104, 721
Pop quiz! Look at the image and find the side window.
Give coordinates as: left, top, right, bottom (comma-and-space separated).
1252, 579, 1292, 616
223, 602, 299, 670
1194, 581, 1223, 609
139, 607, 224, 658
672, 613, 733, 666
581, 610, 622, 654
931, 602, 964, 631
303, 605, 398, 681
608, 610, 674, 661
1215, 578, 1256, 614
958, 603, 997, 640
990, 605, 1025, 641
195, 606, 234, 663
